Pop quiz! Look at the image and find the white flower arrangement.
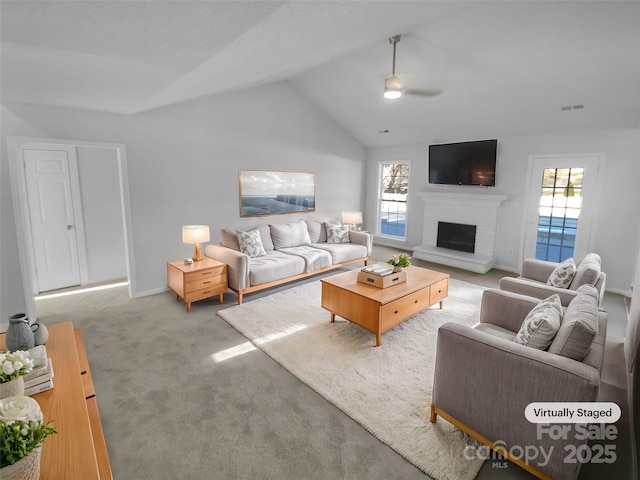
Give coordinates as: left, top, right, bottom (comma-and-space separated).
0, 351, 34, 384
0, 396, 56, 468
0, 395, 43, 424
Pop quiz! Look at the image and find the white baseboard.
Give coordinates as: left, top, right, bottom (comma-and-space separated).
134, 286, 170, 298
492, 263, 520, 274
607, 286, 632, 297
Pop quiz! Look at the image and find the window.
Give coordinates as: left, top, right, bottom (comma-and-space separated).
536, 167, 583, 262
378, 163, 409, 240
524, 154, 601, 262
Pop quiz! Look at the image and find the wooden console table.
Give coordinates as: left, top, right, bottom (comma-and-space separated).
1, 322, 112, 479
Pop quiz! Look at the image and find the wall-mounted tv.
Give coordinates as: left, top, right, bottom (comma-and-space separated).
428, 139, 497, 186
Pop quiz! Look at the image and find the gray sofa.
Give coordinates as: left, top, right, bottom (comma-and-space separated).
499, 253, 606, 307
205, 220, 372, 304
430, 285, 607, 480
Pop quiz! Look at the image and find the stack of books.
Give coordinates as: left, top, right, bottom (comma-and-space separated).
361, 264, 394, 276
23, 345, 54, 396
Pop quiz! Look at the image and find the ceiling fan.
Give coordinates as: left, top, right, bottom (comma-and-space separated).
384, 35, 442, 100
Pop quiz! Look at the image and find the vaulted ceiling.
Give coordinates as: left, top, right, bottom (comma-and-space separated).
2, 1, 639, 147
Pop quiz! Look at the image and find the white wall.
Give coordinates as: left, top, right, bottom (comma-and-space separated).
0, 126, 25, 322
1, 81, 366, 320
365, 128, 640, 294
76, 146, 127, 283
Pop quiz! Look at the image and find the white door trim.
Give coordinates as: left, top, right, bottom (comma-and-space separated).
7, 136, 137, 321
519, 152, 604, 265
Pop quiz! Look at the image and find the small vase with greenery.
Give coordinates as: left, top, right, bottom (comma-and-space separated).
387, 254, 411, 271
0, 395, 57, 470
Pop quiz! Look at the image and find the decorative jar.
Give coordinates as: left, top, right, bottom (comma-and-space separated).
6, 314, 34, 351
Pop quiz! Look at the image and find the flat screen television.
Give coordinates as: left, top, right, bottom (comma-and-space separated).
428, 139, 497, 186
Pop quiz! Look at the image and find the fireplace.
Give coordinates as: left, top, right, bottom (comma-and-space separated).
437, 222, 477, 253
412, 192, 507, 273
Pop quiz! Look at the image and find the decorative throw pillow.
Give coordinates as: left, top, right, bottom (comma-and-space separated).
547, 258, 577, 288
514, 294, 563, 350
236, 229, 266, 258
325, 223, 350, 244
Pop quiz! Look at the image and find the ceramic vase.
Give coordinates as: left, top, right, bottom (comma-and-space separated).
0, 445, 42, 480
6, 314, 35, 351
31, 321, 49, 346
0, 376, 25, 399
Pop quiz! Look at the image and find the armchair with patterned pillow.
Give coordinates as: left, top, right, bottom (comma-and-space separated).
499, 253, 606, 307
430, 285, 607, 480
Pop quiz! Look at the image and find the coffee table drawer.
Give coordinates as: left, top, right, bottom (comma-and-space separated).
430, 279, 448, 305
381, 288, 430, 328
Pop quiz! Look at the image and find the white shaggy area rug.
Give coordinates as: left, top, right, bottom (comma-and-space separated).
218, 278, 486, 480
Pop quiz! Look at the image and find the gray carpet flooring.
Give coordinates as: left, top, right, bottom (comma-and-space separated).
34, 247, 634, 479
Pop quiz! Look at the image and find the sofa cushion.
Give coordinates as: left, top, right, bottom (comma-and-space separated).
249, 251, 306, 286
236, 229, 266, 258
325, 222, 349, 244
305, 220, 327, 243
546, 258, 576, 288
514, 294, 563, 350
474, 323, 517, 342
548, 285, 599, 360
220, 229, 240, 251
270, 221, 311, 249
311, 242, 368, 264
255, 225, 275, 251
570, 253, 601, 289
278, 246, 332, 272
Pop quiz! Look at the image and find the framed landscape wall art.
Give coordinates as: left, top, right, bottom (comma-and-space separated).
239, 170, 316, 217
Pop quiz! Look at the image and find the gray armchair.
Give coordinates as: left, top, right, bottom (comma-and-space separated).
430, 287, 606, 480
499, 253, 606, 307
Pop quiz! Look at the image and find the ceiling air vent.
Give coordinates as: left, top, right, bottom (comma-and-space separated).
561, 104, 585, 111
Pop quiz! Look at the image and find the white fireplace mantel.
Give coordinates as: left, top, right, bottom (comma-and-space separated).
412, 192, 508, 273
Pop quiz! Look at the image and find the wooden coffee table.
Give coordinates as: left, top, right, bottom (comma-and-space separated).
320, 265, 449, 346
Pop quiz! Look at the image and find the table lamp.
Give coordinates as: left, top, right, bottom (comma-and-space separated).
182, 225, 210, 261
341, 211, 363, 231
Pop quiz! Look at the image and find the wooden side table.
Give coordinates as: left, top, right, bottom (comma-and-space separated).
167, 257, 228, 312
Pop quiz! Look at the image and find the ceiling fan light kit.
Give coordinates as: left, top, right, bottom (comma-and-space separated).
383, 34, 442, 100
384, 35, 402, 100
384, 75, 402, 99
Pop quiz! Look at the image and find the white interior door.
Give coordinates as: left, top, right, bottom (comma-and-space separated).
23, 147, 85, 292
523, 154, 602, 263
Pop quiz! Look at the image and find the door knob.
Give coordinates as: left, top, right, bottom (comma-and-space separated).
67, 225, 73, 230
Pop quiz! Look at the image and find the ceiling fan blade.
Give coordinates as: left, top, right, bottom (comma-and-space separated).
403, 87, 443, 97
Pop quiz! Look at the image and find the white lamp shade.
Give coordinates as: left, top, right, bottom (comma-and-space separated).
341, 211, 363, 225
182, 225, 210, 244
384, 76, 402, 99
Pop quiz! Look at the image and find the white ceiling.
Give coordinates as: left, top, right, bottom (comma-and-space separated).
2, 1, 639, 147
